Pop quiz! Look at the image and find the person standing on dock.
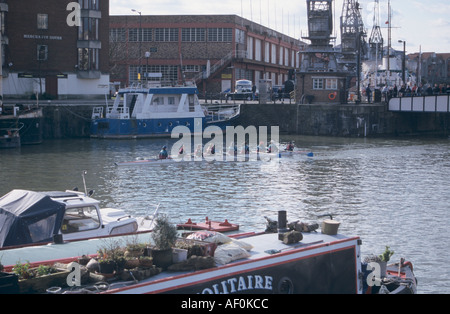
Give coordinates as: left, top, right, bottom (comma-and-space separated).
366, 85, 372, 103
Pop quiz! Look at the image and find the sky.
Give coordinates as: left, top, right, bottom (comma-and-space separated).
110, 0, 450, 54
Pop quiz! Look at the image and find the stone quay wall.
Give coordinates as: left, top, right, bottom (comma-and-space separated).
25, 101, 450, 139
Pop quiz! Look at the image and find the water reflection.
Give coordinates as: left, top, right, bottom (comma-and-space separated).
1, 136, 450, 293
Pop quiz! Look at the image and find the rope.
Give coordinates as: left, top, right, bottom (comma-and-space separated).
62, 106, 93, 121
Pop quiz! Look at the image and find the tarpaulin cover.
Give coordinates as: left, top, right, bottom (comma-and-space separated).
0, 190, 66, 248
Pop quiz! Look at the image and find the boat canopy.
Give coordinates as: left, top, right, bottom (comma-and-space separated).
0, 190, 66, 248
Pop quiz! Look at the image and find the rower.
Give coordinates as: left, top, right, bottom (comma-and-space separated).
228, 142, 237, 155
257, 141, 265, 153
207, 144, 216, 155
159, 146, 169, 159
194, 144, 203, 158
267, 141, 277, 154
286, 141, 295, 152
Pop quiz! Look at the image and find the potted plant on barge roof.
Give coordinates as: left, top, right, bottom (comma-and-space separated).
97, 239, 126, 275
151, 214, 178, 270
364, 246, 394, 278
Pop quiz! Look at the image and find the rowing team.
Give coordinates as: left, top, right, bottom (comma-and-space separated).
158, 141, 297, 160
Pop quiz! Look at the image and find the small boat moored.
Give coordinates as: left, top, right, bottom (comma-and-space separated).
177, 217, 239, 233
91, 83, 240, 139
0, 127, 21, 149
0, 181, 156, 249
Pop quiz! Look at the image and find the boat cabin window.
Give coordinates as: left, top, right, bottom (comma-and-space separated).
153, 97, 164, 105
61, 206, 101, 234
28, 214, 58, 243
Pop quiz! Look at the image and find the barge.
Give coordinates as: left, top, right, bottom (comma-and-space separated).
0, 211, 417, 294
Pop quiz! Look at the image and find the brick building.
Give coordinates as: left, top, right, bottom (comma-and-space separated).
0, 0, 109, 99
109, 15, 305, 96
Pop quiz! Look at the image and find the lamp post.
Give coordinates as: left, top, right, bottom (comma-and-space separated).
132, 9, 142, 83
398, 40, 406, 84
145, 51, 150, 85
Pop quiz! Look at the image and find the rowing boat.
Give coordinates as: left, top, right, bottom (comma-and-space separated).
115, 150, 313, 166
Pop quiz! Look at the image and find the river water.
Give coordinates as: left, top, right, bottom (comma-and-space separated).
1, 135, 449, 294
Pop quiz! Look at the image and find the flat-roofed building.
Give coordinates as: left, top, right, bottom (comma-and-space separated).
0, 0, 110, 99
109, 14, 305, 96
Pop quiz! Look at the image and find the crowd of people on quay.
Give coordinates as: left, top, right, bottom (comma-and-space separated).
364, 83, 450, 103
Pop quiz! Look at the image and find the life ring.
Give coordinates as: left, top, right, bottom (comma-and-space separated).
328, 92, 337, 100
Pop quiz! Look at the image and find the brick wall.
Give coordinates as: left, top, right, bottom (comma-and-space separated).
5, 0, 109, 74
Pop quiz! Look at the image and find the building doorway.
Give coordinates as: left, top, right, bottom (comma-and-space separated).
45, 75, 58, 98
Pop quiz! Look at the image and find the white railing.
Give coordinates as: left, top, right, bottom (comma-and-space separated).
106, 106, 130, 119
203, 103, 241, 122
92, 107, 104, 119
389, 94, 450, 113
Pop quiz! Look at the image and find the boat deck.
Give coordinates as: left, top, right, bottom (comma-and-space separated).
0, 229, 363, 294
0, 230, 352, 267
236, 231, 351, 259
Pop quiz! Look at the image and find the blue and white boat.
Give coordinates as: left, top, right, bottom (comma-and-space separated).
91, 84, 240, 139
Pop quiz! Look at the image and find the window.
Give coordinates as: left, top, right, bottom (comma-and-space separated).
326, 78, 338, 90
182, 28, 206, 42
37, 45, 48, 61
37, 14, 48, 30
61, 206, 101, 234
80, 0, 99, 10
155, 28, 178, 42
78, 48, 99, 71
79, 17, 99, 40
182, 65, 200, 73
235, 29, 245, 44
208, 28, 232, 42
128, 28, 153, 42
128, 28, 139, 42
142, 28, 153, 42
0, 12, 5, 36
29, 214, 57, 243
313, 78, 338, 90
313, 78, 324, 90
110, 28, 126, 42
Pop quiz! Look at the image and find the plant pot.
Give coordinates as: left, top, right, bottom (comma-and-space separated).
379, 261, 387, 278
172, 248, 188, 263
18, 269, 69, 294
98, 261, 116, 274
321, 219, 340, 235
0, 272, 19, 294
125, 258, 140, 269
151, 248, 173, 270
139, 257, 153, 268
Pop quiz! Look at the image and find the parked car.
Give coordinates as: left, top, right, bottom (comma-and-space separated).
226, 79, 258, 101
226, 90, 258, 101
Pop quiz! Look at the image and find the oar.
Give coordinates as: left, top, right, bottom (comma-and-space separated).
283, 150, 314, 157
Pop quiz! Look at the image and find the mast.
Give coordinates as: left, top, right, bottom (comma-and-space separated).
387, 0, 391, 79
368, 0, 383, 87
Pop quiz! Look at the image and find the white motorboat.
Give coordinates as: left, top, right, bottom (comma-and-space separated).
0, 188, 156, 249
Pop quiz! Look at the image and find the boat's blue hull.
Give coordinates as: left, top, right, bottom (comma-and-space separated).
91, 116, 239, 139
